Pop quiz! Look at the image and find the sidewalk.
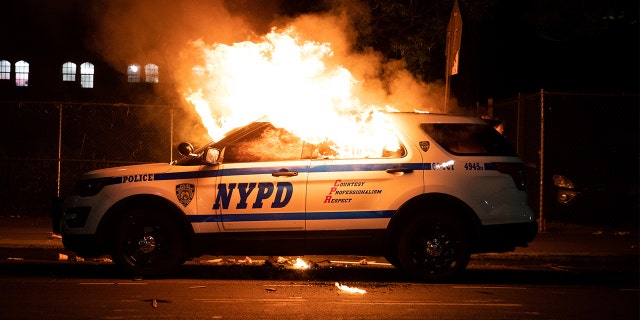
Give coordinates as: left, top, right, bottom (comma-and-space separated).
0, 216, 638, 267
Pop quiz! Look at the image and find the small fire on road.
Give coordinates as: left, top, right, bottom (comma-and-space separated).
335, 282, 366, 294
293, 257, 310, 269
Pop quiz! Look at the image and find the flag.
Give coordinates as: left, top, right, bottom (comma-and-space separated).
446, 0, 462, 76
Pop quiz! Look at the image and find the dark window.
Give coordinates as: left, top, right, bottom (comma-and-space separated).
421, 123, 518, 156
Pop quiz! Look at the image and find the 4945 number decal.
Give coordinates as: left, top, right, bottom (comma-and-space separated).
464, 162, 484, 171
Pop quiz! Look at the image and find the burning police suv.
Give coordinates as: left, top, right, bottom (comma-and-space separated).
60, 112, 537, 281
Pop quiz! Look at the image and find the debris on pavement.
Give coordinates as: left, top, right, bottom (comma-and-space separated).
6, 257, 24, 261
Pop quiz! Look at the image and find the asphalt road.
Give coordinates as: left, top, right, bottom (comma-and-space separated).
0, 216, 638, 319
0, 260, 637, 320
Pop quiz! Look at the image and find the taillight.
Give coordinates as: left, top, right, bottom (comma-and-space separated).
491, 162, 526, 190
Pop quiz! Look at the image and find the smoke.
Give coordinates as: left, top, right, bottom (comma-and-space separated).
267, 2, 455, 113
88, 0, 457, 145
87, 0, 272, 145
88, 0, 255, 84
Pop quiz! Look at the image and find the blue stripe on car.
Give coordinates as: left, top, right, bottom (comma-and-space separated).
187, 210, 395, 223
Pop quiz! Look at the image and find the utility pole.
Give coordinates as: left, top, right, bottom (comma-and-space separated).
444, 0, 462, 113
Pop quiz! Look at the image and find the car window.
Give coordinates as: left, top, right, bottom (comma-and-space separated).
304, 139, 407, 160
421, 123, 518, 156
221, 124, 305, 163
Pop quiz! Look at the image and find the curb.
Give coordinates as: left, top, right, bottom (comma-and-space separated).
472, 252, 639, 265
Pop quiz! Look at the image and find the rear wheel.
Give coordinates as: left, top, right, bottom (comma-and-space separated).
397, 212, 470, 282
112, 208, 185, 277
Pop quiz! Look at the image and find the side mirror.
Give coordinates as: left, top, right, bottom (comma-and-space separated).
203, 147, 220, 165
178, 142, 195, 157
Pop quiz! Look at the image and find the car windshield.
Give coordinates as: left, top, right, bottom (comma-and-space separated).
421, 123, 518, 156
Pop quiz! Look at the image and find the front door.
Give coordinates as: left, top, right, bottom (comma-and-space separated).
213, 123, 309, 232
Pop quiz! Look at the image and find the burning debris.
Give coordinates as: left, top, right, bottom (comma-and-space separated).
194, 255, 392, 270
267, 256, 312, 269
292, 257, 310, 269
197, 256, 314, 269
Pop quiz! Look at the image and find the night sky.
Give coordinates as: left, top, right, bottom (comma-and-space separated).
1, 0, 638, 106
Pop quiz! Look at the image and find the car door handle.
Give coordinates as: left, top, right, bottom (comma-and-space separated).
386, 167, 414, 174
272, 169, 299, 177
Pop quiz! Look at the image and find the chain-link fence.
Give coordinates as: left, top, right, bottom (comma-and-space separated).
494, 91, 639, 230
0, 101, 205, 218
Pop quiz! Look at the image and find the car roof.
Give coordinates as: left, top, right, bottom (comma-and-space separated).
385, 111, 486, 124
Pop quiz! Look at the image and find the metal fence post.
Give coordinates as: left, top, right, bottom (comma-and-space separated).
52, 103, 64, 233
170, 105, 174, 163
538, 89, 545, 232
516, 92, 522, 156
56, 104, 63, 198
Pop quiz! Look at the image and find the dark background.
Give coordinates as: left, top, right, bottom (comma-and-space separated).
1, 0, 637, 107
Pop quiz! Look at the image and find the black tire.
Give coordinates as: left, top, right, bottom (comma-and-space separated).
397, 212, 470, 282
112, 208, 185, 277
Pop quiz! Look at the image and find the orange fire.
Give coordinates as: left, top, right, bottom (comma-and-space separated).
185, 27, 401, 158
293, 257, 310, 269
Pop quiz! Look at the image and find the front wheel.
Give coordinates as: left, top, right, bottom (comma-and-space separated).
112, 208, 185, 277
397, 213, 471, 282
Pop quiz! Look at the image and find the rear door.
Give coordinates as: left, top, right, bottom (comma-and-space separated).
304, 136, 424, 252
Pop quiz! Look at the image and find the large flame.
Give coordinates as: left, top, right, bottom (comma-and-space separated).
186, 27, 401, 158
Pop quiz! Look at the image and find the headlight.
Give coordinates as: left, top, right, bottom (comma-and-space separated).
71, 178, 112, 197
553, 174, 575, 189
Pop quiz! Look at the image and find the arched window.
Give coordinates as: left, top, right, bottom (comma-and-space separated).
127, 64, 140, 82
144, 63, 159, 83
62, 62, 77, 82
0, 60, 10, 80
80, 62, 94, 88
192, 65, 205, 77
15, 60, 29, 87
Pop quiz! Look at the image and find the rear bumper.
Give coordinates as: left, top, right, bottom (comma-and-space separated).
475, 221, 538, 253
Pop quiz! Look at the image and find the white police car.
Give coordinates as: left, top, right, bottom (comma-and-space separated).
60, 112, 537, 281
